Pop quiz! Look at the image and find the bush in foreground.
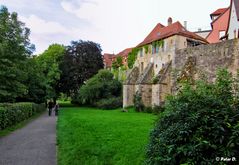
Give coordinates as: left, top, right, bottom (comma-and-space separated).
0, 102, 45, 130
146, 69, 239, 164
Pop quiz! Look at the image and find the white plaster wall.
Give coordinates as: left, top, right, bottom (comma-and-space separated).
228, 1, 239, 39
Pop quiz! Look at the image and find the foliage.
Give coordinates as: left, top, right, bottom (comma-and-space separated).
0, 102, 45, 130
143, 106, 165, 114
94, 97, 122, 109
75, 70, 122, 109
133, 91, 144, 112
36, 44, 65, 100
0, 6, 35, 102
144, 45, 149, 54
146, 69, 239, 165
57, 107, 156, 165
17, 57, 47, 103
111, 66, 127, 82
152, 76, 159, 84
127, 47, 141, 69
112, 56, 123, 69
58, 40, 104, 97
152, 40, 164, 48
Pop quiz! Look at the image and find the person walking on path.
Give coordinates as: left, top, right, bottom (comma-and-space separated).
53, 101, 59, 116
48, 100, 54, 116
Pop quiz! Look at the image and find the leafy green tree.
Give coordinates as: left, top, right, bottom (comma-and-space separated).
17, 57, 47, 103
0, 6, 35, 102
73, 70, 122, 109
58, 40, 104, 96
112, 56, 123, 69
36, 44, 65, 100
146, 69, 239, 165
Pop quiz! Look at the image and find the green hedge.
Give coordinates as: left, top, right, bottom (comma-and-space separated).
0, 102, 45, 130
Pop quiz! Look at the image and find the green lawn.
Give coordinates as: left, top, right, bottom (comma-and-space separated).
57, 107, 157, 165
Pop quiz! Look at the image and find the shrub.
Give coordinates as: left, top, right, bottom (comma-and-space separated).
152, 105, 165, 114
144, 107, 153, 113
146, 69, 239, 164
0, 102, 45, 130
133, 91, 144, 112
74, 70, 122, 108
95, 97, 122, 110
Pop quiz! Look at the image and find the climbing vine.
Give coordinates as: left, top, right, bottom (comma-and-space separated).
144, 45, 149, 54
127, 47, 142, 69
152, 40, 164, 48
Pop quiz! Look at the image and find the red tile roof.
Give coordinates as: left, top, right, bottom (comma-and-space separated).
116, 48, 133, 57
103, 53, 116, 68
210, 8, 228, 16
137, 21, 208, 47
211, 8, 230, 24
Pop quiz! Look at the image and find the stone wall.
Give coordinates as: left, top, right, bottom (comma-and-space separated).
139, 85, 152, 107
123, 39, 239, 108
123, 85, 135, 108
174, 39, 239, 79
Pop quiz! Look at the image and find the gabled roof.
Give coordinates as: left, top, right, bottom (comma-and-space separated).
211, 8, 230, 25
210, 8, 228, 17
103, 53, 115, 58
137, 21, 208, 47
103, 53, 116, 68
116, 48, 133, 57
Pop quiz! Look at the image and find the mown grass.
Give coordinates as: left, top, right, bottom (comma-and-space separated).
57, 107, 157, 165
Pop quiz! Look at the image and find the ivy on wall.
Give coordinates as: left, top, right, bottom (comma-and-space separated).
144, 45, 149, 54
127, 47, 141, 69
127, 40, 164, 69
152, 40, 164, 48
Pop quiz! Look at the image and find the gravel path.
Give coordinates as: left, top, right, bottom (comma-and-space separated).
0, 111, 57, 165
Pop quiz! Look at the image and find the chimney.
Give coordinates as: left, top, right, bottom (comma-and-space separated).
184, 21, 187, 30
168, 17, 172, 26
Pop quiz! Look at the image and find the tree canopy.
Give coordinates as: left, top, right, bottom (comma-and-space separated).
36, 44, 65, 100
0, 6, 35, 102
58, 40, 104, 96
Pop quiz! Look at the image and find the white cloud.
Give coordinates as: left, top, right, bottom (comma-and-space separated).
20, 15, 69, 34
19, 15, 80, 54
2, 0, 231, 55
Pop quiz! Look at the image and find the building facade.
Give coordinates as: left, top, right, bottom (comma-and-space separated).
123, 18, 208, 108
227, 0, 239, 39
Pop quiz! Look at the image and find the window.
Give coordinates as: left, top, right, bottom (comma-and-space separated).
140, 49, 143, 57
219, 31, 225, 39
152, 45, 156, 54
155, 46, 159, 53
234, 29, 237, 39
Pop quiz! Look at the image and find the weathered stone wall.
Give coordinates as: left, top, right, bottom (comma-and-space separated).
124, 39, 239, 108
123, 67, 139, 108
152, 84, 160, 106
140, 85, 152, 107
173, 39, 239, 92
123, 85, 135, 108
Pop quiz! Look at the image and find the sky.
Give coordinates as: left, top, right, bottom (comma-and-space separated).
0, 0, 230, 55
